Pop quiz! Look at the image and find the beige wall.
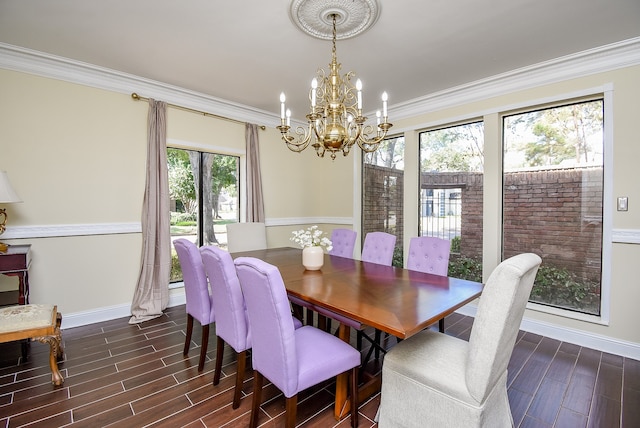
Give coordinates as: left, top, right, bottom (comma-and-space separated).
0, 68, 353, 315
0, 70, 147, 311
1, 61, 638, 349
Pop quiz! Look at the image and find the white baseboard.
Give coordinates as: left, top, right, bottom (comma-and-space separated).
61, 289, 186, 329
456, 304, 640, 360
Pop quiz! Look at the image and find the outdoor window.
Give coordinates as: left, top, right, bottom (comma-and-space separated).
502, 98, 604, 315
362, 136, 404, 267
168, 148, 240, 282
419, 121, 484, 282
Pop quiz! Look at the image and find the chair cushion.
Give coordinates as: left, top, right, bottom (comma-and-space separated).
294, 325, 360, 393
0, 304, 55, 333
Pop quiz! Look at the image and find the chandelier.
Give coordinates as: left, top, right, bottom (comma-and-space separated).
277, 12, 392, 160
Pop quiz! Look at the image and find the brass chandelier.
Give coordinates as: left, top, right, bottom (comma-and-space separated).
277, 13, 392, 160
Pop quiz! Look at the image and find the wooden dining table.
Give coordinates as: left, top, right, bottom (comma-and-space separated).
231, 247, 484, 420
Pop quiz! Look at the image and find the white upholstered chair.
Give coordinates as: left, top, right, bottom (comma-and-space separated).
378, 253, 542, 428
225, 222, 267, 253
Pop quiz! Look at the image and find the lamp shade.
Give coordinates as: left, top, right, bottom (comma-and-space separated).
0, 171, 22, 203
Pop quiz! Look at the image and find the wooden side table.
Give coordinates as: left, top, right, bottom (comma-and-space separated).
0, 244, 31, 306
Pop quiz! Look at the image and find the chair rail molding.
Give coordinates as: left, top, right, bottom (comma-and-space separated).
2, 223, 141, 239
265, 217, 353, 227
612, 228, 640, 244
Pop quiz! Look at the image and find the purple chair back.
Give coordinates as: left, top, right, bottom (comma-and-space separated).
200, 246, 250, 353
174, 239, 214, 325
234, 257, 298, 396
406, 236, 451, 276
361, 232, 396, 266
328, 228, 357, 258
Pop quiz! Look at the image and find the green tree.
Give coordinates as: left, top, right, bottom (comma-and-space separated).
365, 136, 405, 170
505, 100, 603, 168
168, 148, 196, 214
523, 122, 575, 166
420, 122, 484, 172
167, 148, 238, 245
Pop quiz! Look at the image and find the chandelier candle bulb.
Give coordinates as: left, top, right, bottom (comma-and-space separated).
280, 93, 286, 119
311, 78, 317, 108
382, 92, 388, 118
356, 79, 363, 110
286, 109, 291, 127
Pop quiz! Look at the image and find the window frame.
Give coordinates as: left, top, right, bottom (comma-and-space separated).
499, 89, 613, 325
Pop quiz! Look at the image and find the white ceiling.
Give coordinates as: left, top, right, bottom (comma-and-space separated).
1, 0, 639, 122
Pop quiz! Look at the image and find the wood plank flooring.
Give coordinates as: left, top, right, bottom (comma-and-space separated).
1, 305, 638, 427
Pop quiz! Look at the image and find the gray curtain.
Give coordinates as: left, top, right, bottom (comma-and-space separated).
129, 99, 171, 324
245, 123, 265, 222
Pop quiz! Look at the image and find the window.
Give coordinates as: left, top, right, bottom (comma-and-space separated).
168, 148, 240, 282
362, 136, 404, 267
502, 99, 603, 315
419, 122, 484, 282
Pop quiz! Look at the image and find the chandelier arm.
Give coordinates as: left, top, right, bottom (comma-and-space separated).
277, 122, 314, 153
355, 122, 393, 152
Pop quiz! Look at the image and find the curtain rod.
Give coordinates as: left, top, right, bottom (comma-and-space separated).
131, 93, 266, 130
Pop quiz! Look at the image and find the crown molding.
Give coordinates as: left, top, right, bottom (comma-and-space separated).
391, 37, 640, 121
0, 42, 278, 127
3, 38, 640, 127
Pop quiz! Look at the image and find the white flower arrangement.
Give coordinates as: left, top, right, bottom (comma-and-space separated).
290, 225, 333, 252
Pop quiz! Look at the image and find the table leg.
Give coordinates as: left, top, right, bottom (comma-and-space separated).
334, 323, 351, 419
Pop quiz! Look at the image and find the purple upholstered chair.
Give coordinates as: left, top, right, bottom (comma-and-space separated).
407, 236, 451, 276
200, 245, 250, 409
407, 236, 452, 333
174, 239, 214, 372
361, 232, 396, 266
200, 246, 303, 409
329, 228, 357, 258
235, 257, 360, 428
359, 232, 397, 358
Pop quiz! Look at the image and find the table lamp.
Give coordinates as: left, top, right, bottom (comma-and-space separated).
0, 171, 22, 252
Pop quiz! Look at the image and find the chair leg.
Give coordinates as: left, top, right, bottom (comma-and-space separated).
184, 314, 194, 356
439, 318, 445, 333
213, 336, 224, 385
374, 329, 382, 360
350, 366, 359, 428
198, 324, 209, 372
285, 395, 298, 428
249, 371, 264, 428
233, 350, 247, 409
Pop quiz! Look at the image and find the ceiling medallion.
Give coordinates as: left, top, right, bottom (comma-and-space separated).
289, 0, 380, 40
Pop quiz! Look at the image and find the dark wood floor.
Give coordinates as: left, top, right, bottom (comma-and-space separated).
1, 304, 638, 427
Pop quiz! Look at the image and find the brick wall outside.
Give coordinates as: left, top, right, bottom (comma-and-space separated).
362, 164, 404, 252
364, 166, 602, 282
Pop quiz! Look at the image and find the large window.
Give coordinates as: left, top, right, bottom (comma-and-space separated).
502, 99, 603, 315
362, 136, 404, 267
168, 148, 240, 282
419, 122, 484, 282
